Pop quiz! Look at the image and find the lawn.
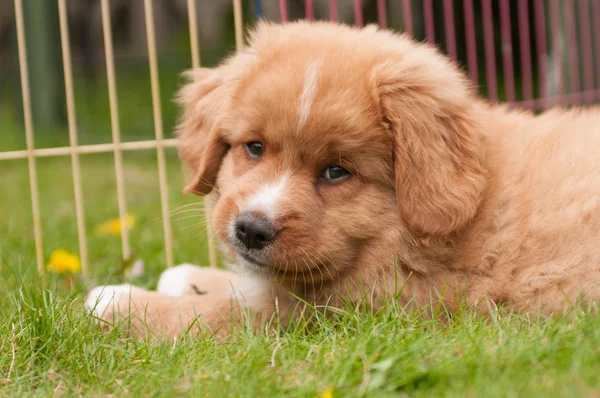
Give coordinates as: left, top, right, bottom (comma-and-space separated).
3, 131, 600, 398
2, 68, 600, 398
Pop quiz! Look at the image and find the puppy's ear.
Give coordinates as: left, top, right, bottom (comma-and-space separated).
182, 126, 229, 196
374, 56, 487, 236
176, 49, 259, 195
175, 68, 231, 196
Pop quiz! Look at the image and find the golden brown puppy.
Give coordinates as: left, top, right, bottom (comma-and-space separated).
86, 21, 600, 338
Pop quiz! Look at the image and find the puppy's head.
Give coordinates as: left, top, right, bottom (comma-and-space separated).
176, 22, 487, 284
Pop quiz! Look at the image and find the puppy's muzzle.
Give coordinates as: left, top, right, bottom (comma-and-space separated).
234, 212, 278, 251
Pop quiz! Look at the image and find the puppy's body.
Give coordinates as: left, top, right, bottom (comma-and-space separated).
459, 106, 600, 311
86, 22, 600, 337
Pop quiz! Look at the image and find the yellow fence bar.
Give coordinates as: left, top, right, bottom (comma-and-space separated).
101, 0, 131, 261
58, 0, 88, 277
187, 1, 218, 268
187, 0, 201, 69
143, 0, 174, 269
14, 0, 44, 276
233, 0, 244, 49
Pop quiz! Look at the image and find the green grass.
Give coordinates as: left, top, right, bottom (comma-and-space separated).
3, 142, 600, 397
2, 70, 600, 397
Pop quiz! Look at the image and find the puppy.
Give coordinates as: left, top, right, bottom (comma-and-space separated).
86, 21, 600, 338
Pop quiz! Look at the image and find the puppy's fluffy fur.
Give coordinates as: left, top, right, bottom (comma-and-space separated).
86, 21, 600, 338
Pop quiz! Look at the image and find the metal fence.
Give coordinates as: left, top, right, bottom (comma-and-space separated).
1, 0, 599, 279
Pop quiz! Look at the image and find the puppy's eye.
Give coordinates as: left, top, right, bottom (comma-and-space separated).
320, 165, 351, 183
244, 142, 264, 159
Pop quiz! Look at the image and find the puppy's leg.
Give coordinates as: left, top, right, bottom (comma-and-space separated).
85, 278, 286, 339
85, 284, 145, 317
156, 263, 249, 297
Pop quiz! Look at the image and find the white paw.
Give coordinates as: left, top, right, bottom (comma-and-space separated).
157, 263, 250, 297
156, 263, 205, 297
85, 284, 140, 317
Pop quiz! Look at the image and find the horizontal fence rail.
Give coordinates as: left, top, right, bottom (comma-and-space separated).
3, 0, 599, 278
0, 139, 179, 161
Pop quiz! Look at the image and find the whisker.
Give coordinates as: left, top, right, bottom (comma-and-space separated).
189, 177, 222, 195
314, 243, 337, 283
191, 224, 215, 238
169, 201, 206, 212
293, 260, 299, 296
301, 256, 316, 300
275, 248, 289, 286
171, 213, 207, 223
169, 206, 206, 217
301, 247, 324, 294
179, 221, 211, 232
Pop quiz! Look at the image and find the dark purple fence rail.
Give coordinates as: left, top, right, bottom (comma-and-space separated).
259, 0, 600, 110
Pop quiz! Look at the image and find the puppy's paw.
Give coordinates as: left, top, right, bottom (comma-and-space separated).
85, 284, 141, 318
157, 263, 246, 297
156, 263, 206, 296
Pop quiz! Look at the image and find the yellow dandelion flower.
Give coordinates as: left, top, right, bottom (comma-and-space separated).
320, 386, 334, 398
46, 249, 81, 274
96, 213, 135, 236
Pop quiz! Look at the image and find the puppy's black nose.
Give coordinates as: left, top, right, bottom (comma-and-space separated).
234, 212, 277, 250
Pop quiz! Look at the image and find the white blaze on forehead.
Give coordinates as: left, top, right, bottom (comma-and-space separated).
298, 59, 322, 128
243, 174, 290, 220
